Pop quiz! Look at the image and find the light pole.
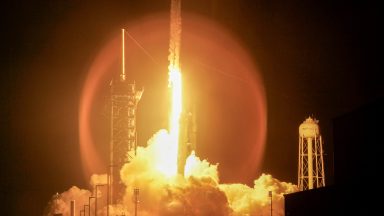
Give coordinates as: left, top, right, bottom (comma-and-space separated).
89, 196, 96, 216
134, 188, 139, 216
84, 204, 89, 216
269, 191, 272, 216
107, 165, 114, 216
95, 184, 107, 216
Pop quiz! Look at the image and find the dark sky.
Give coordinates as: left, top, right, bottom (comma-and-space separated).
1, 0, 382, 215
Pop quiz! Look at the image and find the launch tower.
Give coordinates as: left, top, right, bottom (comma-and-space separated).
109, 29, 143, 204
298, 117, 325, 190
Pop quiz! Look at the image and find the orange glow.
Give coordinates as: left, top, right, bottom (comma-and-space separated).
62, 11, 288, 216
78, 41, 118, 178
79, 13, 267, 182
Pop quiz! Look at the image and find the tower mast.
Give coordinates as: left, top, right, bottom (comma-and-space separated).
121, 28, 126, 81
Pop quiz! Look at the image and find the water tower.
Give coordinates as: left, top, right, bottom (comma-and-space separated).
298, 117, 325, 190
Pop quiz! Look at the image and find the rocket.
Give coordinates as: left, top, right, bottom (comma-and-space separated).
178, 103, 197, 175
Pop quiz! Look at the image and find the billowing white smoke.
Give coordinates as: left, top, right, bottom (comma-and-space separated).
89, 173, 107, 187
44, 174, 107, 216
118, 130, 297, 215
44, 186, 92, 216
220, 174, 298, 216
45, 130, 297, 216
184, 151, 219, 182
118, 130, 230, 215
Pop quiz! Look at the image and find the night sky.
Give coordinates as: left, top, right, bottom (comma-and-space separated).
1, 0, 382, 215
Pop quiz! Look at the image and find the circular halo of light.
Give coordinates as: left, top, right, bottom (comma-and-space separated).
79, 13, 267, 183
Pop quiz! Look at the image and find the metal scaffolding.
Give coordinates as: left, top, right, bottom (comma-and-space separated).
108, 29, 143, 206
298, 117, 326, 191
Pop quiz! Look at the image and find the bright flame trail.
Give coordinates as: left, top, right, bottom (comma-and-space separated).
156, 0, 182, 177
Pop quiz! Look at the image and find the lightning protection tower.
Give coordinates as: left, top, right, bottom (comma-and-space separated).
109, 29, 143, 205
298, 117, 325, 190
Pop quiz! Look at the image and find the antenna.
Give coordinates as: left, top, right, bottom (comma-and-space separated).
120, 28, 126, 81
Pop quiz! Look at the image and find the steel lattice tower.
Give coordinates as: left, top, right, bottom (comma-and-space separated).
298, 117, 325, 190
108, 29, 143, 205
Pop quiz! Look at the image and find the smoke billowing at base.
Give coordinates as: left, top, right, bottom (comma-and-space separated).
45, 130, 297, 216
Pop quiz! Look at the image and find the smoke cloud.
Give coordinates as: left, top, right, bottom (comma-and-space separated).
44, 186, 92, 216
45, 129, 297, 216
220, 174, 298, 216
90, 174, 108, 187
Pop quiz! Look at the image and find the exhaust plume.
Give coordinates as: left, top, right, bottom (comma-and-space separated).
168, 0, 182, 70
45, 130, 297, 215
166, 0, 183, 177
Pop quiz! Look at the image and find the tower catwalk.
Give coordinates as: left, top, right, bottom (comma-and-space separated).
109, 29, 143, 205
298, 117, 326, 191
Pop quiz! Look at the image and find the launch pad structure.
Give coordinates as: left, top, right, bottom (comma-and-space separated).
108, 0, 195, 209
108, 29, 143, 205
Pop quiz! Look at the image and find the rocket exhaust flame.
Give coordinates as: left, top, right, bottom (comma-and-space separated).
163, 0, 183, 177
162, 67, 182, 177
168, 0, 182, 71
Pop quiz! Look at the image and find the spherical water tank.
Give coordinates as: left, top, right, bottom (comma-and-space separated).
299, 117, 320, 138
